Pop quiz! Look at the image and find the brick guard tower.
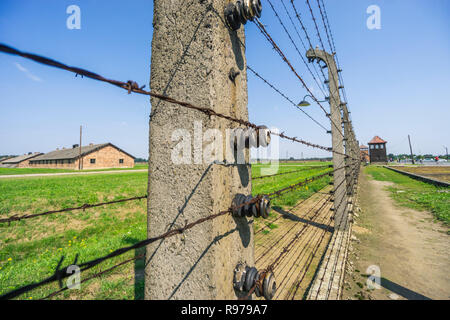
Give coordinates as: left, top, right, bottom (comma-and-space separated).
368, 136, 387, 163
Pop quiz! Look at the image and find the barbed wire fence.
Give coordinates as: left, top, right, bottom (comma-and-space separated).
0, 0, 360, 301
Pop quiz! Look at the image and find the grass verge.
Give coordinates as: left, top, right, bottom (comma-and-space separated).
0, 164, 148, 176
0, 162, 331, 299
365, 166, 449, 225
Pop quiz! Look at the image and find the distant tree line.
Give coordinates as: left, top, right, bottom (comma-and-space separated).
388, 153, 448, 161
0, 155, 17, 161
253, 157, 332, 162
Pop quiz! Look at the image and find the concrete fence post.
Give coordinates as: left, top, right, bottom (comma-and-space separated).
340, 103, 353, 196
145, 0, 253, 300
306, 48, 347, 230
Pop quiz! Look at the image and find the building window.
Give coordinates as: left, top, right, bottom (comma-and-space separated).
119, 159, 124, 164
90, 159, 96, 164
380, 144, 384, 149
375, 145, 379, 149
370, 145, 374, 149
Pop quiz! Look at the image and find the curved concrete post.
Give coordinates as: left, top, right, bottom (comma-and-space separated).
306, 47, 347, 230
146, 0, 253, 300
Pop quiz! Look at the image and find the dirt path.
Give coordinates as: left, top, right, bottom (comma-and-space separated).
343, 170, 450, 300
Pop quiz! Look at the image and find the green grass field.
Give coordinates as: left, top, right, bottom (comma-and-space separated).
0, 163, 148, 176
365, 166, 449, 225
0, 161, 331, 300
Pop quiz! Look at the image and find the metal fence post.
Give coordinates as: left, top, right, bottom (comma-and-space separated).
145, 0, 253, 299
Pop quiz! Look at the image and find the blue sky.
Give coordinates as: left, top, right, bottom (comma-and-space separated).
0, 0, 449, 159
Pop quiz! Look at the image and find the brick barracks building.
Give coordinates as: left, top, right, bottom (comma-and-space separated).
0, 152, 43, 168
360, 145, 370, 163
29, 143, 135, 170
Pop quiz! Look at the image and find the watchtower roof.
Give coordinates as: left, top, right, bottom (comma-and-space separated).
368, 136, 387, 144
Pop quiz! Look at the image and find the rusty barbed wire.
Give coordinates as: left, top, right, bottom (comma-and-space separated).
289, 0, 352, 129
289, 0, 328, 82
318, 0, 349, 105
246, 66, 329, 132
266, 194, 332, 271
267, 161, 358, 200
255, 161, 356, 300
244, 193, 332, 301
266, 0, 327, 98
211, 4, 331, 134
0, 195, 148, 224
280, 0, 327, 88
252, 164, 331, 180
267, 170, 333, 199
0, 195, 262, 300
288, 206, 334, 299
0, 43, 353, 158
1, 162, 356, 300
255, 192, 330, 265
285, 167, 356, 299
254, 186, 329, 235
251, 19, 328, 116
251, 19, 346, 140
275, 196, 333, 299
316, 0, 334, 55
0, 161, 356, 224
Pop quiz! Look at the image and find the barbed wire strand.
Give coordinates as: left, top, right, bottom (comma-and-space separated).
276, 196, 333, 299
280, 0, 327, 86
287, 207, 334, 299
246, 66, 329, 132
0, 195, 259, 300
252, 18, 345, 140
318, 0, 349, 105
254, 184, 331, 235
252, 164, 331, 180
266, 0, 327, 98
0, 43, 353, 159
255, 190, 331, 264
304, 0, 347, 118
1, 167, 346, 300
289, 0, 328, 82
0, 195, 147, 224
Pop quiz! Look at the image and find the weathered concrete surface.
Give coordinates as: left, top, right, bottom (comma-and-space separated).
306, 48, 347, 230
145, 0, 253, 300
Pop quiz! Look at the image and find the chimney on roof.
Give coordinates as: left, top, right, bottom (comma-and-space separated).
73, 144, 79, 149
89, 143, 93, 146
